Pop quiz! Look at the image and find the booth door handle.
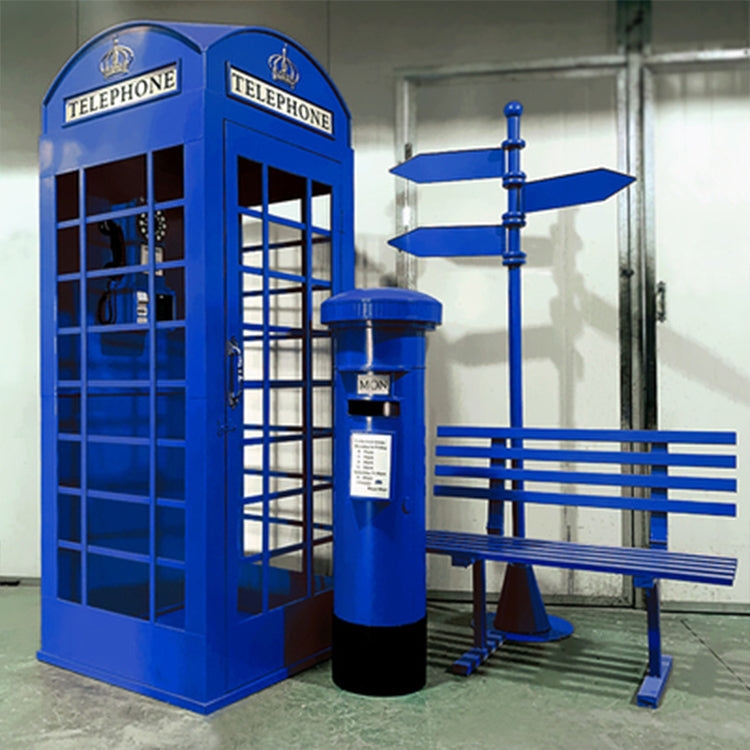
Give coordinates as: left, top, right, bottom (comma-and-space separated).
227, 337, 243, 409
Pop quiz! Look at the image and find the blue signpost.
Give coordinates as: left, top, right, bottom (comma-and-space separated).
389, 101, 634, 642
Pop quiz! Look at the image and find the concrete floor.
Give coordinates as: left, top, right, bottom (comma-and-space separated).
1, 586, 748, 749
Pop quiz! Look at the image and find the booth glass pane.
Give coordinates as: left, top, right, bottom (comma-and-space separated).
156, 505, 185, 561
85, 220, 127, 273
313, 437, 332, 478
87, 442, 149, 496
313, 541, 333, 591
87, 496, 149, 555
156, 328, 185, 381
57, 335, 80, 382
57, 226, 79, 275
58, 280, 80, 328
57, 549, 82, 603
268, 498, 304, 553
87, 331, 149, 381
153, 145, 184, 203
313, 388, 332, 429
58, 493, 81, 543
268, 166, 304, 223
238, 561, 264, 616
58, 440, 81, 489
237, 157, 263, 210
241, 214, 262, 254
270, 389, 303, 431
157, 446, 185, 500
87, 553, 149, 619
156, 391, 186, 440
312, 234, 331, 283
242, 517, 263, 557
312, 334, 331, 380
58, 392, 81, 433
269, 551, 306, 609
243, 390, 263, 431
85, 155, 146, 216
269, 339, 303, 381
160, 267, 184, 321
87, 390, 149, 438
160, 206, 184, 262
311, 182, 331, 231
156, 565, 185, 629
268, 223, 303, 276
56, 171, 79, 222
269, 290, 303, 337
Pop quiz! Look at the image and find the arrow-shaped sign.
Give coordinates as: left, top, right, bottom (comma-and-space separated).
391, 148, 505, 183
388, 226, 506, 257
524, 168, 634, 213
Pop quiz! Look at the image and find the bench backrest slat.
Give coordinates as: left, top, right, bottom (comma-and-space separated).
437, 426, 737, 445
436, 445, 737, 469
434, 484, 737, 517
434, 464, 737, 493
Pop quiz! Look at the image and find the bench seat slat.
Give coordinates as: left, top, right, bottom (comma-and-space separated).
434, 484, 737, 517
427, 532, 737, 574
437, 426, 737, 445
435, 464, 737, 493
436, 445, 737, 469
426, 530, 737, 586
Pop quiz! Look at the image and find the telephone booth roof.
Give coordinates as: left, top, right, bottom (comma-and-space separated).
40, 20, 351, 174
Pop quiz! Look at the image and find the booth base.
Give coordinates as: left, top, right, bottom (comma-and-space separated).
332, 614, 426, 696
37, 647, 331, 715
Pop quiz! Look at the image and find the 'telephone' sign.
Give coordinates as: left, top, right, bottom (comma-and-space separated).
64, 64, 179, 124
228, 66, 333, 136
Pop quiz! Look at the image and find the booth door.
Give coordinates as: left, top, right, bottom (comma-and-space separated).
225, 122, 339, 688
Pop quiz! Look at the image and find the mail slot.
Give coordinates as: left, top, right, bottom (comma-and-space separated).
321, 287, 442, 695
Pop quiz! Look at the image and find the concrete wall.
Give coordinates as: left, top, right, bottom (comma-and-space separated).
1, 0, 747, 606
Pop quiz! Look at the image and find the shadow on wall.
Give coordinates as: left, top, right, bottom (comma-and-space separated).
425, 204, 750, 436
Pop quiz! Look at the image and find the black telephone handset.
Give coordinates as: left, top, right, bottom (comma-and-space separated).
98, 219, 126, 270
97, 220, 126, 324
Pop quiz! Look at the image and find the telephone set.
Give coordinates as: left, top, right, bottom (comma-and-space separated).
95, 209, 175, 327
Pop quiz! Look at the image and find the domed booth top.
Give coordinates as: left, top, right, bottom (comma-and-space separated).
321, 288, 443, 328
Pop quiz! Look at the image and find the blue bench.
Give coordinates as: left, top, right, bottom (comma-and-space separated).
427, 426, 738, 707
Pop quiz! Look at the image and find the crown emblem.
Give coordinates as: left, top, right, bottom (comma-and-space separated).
268, 45, 299, 90
99, 36, 135, 79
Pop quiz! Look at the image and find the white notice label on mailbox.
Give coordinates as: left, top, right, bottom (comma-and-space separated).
350, 432, 392, 500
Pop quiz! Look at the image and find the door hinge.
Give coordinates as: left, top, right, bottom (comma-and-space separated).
656, 281, 666, 323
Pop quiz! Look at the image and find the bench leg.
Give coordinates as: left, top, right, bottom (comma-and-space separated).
452, 561, 503, 675
637, 581, 673, 708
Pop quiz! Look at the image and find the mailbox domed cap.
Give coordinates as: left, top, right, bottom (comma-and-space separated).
321, 288, 442, 327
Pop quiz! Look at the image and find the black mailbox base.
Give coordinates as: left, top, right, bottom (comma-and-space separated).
332, 614, 426, 696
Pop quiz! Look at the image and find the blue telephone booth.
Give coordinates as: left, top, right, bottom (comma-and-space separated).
38, 21, 354, 713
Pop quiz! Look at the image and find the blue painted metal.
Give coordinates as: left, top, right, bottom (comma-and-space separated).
390, 147, 505, 183
436, 444, 737, 468
39, 21, 354, 713
427, 426, 738, 701
437, 425, 737, 444
637, 581, 673, 708
322, 288, 441, 695
435, 465, 736, 493
524, 168, 635, 213
388, 225, 506, 257
433, 485, 737, 517
450, 561, 504, 675
426, 531, 738, 586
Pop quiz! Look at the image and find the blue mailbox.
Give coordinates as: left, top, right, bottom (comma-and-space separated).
321, 288, 442, 695
39, 21, 354, 712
